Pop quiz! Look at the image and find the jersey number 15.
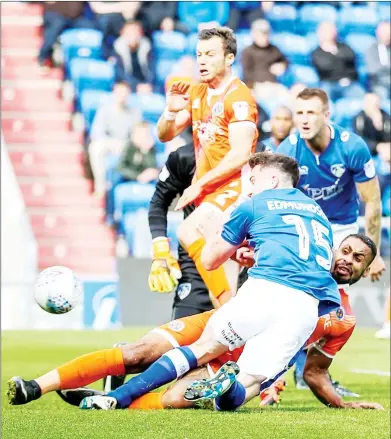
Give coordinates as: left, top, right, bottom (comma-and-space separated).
282, 214, 333, 270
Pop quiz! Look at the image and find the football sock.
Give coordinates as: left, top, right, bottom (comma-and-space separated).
57, 348, 125, 389
293, 350, 307, 381
215, 380, 246, 411
188, 237, 231, 298
128, 391, 165, 410
108, 347, 197, 409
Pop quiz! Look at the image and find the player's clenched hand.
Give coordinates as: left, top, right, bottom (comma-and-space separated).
344, 401, 384, 410
232, 246, 255, 268
166, 81, 191, 113
369, 255, 386, 282
148, 237, 182, 293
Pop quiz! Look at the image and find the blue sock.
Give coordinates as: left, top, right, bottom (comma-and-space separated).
108, 347, 197, 408
215, 380, 246, 411
294, 350, 307, 381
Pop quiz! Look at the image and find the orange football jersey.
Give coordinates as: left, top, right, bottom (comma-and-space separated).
187, 77, 258, 197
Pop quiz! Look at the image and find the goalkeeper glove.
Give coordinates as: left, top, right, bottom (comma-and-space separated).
148, 237, 182, 293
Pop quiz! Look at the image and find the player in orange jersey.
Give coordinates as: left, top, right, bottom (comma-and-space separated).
8, 235, 382, 411
153, 27, 258, 305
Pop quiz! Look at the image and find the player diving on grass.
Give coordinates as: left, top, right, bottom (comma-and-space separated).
154, 26, 258, 307
7, 153, 382, 411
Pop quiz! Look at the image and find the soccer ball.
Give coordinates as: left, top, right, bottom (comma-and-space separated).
34, 266, 82, 314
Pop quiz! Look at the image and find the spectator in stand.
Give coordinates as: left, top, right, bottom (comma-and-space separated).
366, 21, 390, 100
137, 2, 188, 36
38, 1, 95, 68
353, 93, 391, 156
311, 22, 364, 101
227, 1, 273, 31
113, 20, 154, 89
89, 2, 141, 59
256, 102, 270, 142
263, 106, 293, 152
116, 122, 159, 184
165, 56, 199, 91
88, 81, 142, 197
241, 19, 289, 101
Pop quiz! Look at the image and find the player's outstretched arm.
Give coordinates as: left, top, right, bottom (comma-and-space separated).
157, 81, 191, 142
304, 347, 384, 410
356, 177, 386, 282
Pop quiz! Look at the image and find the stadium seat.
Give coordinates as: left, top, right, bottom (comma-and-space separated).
298, 4, 337, 35
154, 59, 175, 89
231, 1, 261, 10
265, 4, 297, 33
113, 181, 156, 222
178, 1, 230, 32
378, 2, 391, 22
69, 59, 114, 109
152, 31, 187, 60
132, 93, 166, 125
236, 31, 252, 57
334, 98, 363, 130
344, 33, 376, 66
187, 33, 199, 55
382, 100, 391, 115
270, 33, 312, 65
80, 90, 110, 131
60, 29, 103, 77
290, 65, 319, 88
338, 6, 378, 37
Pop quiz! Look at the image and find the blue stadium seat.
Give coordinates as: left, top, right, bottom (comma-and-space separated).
236, 31, 252, 57
60, 29, 103, 77
357, 64, 369, 89
152, 31, 187, 60
187, 33, 199, 55
122, 212, 139, 251
104, 154, 122, 226
344, 33, 376, 66
132, 93, 166, 125
265, 4, 297, 33
338, 6, 378, 37
178, 1, 230, 32
298, 4, 337, 35
334, 98, 363, 130
270, 33, 312, 65
290, 65, 319, 88
113, 182, 156, 223
378, 2, 391, 22
154, 59, 175, 89
231, 1, 261, 10
80, 90, 110, 131
70, 59, 114, 102
382, 100, 391, 115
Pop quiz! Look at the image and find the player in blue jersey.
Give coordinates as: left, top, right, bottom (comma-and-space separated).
278, 87, 386, 389
77, 152, 340, 411
262, 106, 293, 153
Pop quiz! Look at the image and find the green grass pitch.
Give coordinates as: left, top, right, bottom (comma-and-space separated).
2, 327, 390, 439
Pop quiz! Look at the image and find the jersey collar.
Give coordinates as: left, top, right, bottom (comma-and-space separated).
207, 76, 237, 96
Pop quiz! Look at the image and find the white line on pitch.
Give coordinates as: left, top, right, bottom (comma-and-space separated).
350, 368, 390, 377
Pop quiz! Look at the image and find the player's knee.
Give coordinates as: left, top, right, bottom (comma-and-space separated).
120, 340, 159, 373
162, 388, 194, 409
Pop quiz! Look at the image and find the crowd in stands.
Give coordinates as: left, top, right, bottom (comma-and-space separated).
36, 1, 391, 256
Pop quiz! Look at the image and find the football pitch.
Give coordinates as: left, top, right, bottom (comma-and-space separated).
2, 327, 390, 439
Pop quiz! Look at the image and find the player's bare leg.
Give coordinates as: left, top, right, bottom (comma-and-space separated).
7, 332, 173, 405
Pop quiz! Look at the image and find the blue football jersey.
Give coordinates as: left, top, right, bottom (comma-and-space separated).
278, 125, 376, 224
222, 188, 340, 313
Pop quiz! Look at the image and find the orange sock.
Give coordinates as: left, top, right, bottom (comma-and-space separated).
128, 391, 165, 410
57, 348, 125, 389
188, 237, 230, 299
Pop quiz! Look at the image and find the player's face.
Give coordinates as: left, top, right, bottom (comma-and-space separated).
271, 108, 293, 140
196, 37, 234, 83
332, 237, 373, 285
294, 97, 330, 140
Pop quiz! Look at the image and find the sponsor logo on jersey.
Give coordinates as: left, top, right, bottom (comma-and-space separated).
232, 101, 249, 120
364, 159, 376, 178
304, 182, 344, 201
159, 165, 170, 182
212, 102, 224, 117
169, 320, 185, 332
192, 98, 200, 109
340, 131, 350, 142
330, 163, 346, 178
177, 282, 191, 301
299, 165, 309, 175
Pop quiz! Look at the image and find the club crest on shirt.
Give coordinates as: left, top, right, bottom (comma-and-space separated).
168, 320, 185, 332
330, 163, 346, 178
232, 101, 249, 120
212, 102, 224, 117
364, 159, 376, 178
177, 282, 192, 301
340, 131, 350, 142
192, 98, 200, 109
335, 306, 345, 320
